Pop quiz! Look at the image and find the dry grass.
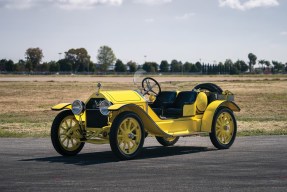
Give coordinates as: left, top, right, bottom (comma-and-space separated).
0, 75, 286, 137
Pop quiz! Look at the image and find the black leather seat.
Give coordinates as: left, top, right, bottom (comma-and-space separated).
150, 91, 177, 116
165, 91, 198, 117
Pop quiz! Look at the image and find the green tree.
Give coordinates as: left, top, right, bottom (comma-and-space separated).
159, 60, 169, 72
272, 61, 284, 73
201, 64, 205, 74
264, 60, 271, 68
25, 47, 43, 71
230, 65, 239, 74
248, 53, 257, 73
127, 61, 137, 72
88, 62, 96, 72
97, 46, 116, 71
234, 60, 248, 73
195, 62, 202, 72
49, 61, 59, 72
218, 62, 224, 74
14, 60, 26, 72
58, 59, 73, 72
142, 62, 158, 72
0, 59, 4, 71
114, 59, 127, 72
25, 61, 32, 72
258, 60, 265, 70
190, 63, 198, 72
183, 62, 192, 72
36, 62, 49, 72
224, 59, 233, 74
65, 48, 91, 72
240, 60, 248, 73
0, 59, 7, 71
170, 60, 182, 72
0, 59, 15, 72
212, 64, 219, 74
207, 64, 211, 74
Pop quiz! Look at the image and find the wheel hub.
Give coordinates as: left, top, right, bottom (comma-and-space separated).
224, 125, 230, 131
128, 133, 135, 139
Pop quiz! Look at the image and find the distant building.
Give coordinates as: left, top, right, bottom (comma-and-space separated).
108, 64, 115, 71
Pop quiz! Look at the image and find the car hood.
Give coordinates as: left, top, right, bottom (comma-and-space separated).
100, 90, 146, 104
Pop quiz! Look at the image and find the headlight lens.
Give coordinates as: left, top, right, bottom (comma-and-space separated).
99, 100, 111, 116
71, 100, 85, 115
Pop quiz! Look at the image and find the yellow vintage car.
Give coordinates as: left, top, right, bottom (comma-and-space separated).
51, 77, 240, 160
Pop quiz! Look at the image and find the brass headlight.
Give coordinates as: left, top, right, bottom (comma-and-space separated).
71, 100, 85, 115
99, 100, 111, 116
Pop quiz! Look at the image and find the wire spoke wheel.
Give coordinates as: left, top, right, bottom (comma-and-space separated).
215, 112, 234, 144
117, 117, 142, 155
110, 112, 145, 160
51, 110, 85, 156
58, 116, 82, 151
209, 108, 237, 149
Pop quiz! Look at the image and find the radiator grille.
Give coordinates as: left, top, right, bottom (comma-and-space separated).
86, 98, 109, 128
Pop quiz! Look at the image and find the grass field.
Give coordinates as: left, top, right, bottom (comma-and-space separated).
0, 75, 286, 137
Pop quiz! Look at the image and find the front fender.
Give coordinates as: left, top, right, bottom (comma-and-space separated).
51, 103, 71, 111
201, 100, 240, 132
51, 103, 85, 121
109, 104, 171, 137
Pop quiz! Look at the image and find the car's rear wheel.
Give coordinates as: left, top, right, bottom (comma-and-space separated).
209, 108, 237, 149
156, 136, 179, 146
109, 112, 145, 160
51, 110, 85, 156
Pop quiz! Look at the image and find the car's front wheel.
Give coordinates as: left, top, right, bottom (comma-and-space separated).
209, 108, 237, 149
51, 110, 85, 156
109, 112, 145, 160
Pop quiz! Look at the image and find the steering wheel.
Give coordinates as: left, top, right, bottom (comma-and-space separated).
141, 77, 161, 96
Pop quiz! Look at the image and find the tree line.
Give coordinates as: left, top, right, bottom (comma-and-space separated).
0, 46, 287, 74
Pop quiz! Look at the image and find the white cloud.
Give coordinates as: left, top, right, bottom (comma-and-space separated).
219, 0, 279, 11
0, 0, 123, 10
280, 31, 287, 36
0, 0, 173, 10
175, 12, 195, 20
134, 0, 172, 5
54, 0, 123, 9
56, 0, 122, 9
0, 0, 36, 10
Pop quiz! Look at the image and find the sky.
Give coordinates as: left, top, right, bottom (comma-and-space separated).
0, 0, 286, 64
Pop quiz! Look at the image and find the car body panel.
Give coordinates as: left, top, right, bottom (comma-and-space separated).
109, 104, 171, 137
108, 102, 203, 137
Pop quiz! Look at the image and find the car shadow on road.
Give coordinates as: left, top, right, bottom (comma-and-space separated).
20, 146, 215, 166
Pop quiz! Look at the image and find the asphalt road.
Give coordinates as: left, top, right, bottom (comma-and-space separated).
0, 136, 286, 192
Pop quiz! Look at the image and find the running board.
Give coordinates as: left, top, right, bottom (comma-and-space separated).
170, 131, 206, 137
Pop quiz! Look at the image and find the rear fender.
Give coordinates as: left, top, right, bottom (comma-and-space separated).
109, 104, 171, 137
201, 100, 240, 132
